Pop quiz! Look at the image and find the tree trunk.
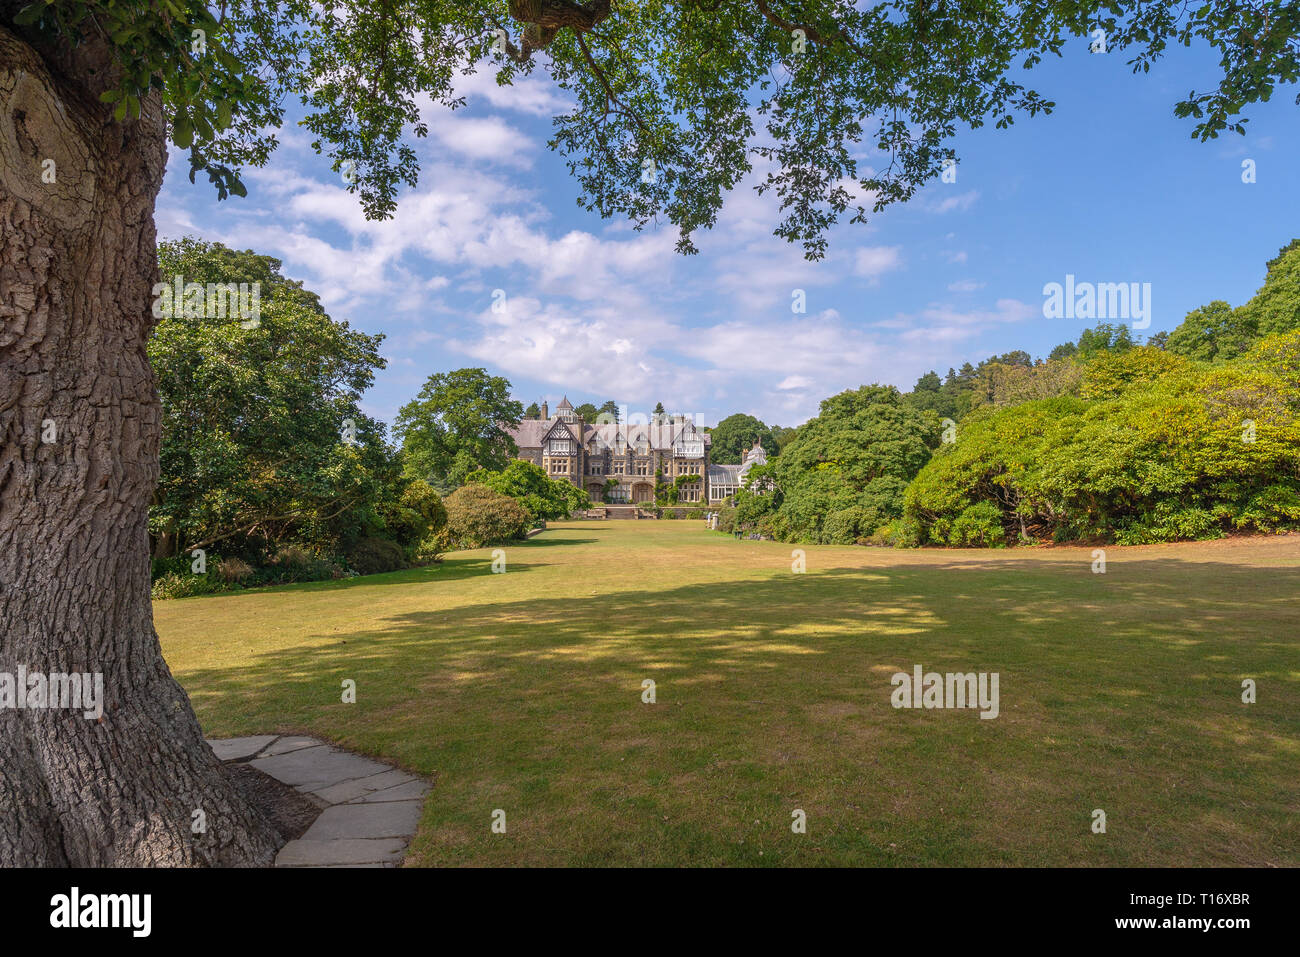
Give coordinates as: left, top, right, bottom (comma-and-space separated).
0, 24, 280, 866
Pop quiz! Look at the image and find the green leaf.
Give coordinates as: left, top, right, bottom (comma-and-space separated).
13, 4, 44, 26
173, 116, 194, 149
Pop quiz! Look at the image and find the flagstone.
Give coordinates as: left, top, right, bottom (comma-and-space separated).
210, 734, 431, 868
206, 735, 277, 762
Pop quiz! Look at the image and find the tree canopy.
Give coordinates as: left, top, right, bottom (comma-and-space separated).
395, 367, 523, 489
16, 0, 1299, 257
1168, 240, 1300, 361
742, 384, 938, 543
468, 459, 589, 521
150, 238, 391, 556
710, 412, 778, 464
905, 333, 1300, 546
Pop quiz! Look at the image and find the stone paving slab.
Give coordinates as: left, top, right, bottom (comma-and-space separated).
307, 768, 418, 805
260, 735, 326, 756
209, 734, 430, 868
251, 745, 391, 789
326, 862, 398, 868
352, 779, 432, 804
274, 838, 407, 867
301, 800, 424, 841
207, 735, 277, 762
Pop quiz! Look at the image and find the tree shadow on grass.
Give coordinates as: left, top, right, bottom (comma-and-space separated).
513, 536, 599, 548
180, 556, 1300, 736
169, 532, 604, 603
202, 534, 607, 598
173, 554, 1300, 865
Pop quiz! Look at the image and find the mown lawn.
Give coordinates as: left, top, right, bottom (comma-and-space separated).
155, 521, 1300, 866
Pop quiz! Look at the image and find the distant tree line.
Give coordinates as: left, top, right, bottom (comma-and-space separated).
721, 240, 1300, 547
153, 237, 1300, 583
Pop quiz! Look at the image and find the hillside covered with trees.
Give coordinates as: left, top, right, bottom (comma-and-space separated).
724, 240, 1300, 547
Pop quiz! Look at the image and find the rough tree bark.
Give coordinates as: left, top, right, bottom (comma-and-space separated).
507, 0, 612, 59
0, 23, 281, 865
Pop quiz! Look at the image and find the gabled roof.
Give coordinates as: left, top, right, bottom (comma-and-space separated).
557, 396, 573, 410
543, 419, 577, 441
508, 419, 551, 449
507, 414, 713, 452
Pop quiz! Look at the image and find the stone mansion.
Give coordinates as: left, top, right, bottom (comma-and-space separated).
506, 397, 768, 505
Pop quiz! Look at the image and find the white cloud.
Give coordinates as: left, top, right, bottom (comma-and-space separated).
931, 190, 979, 214
892, 298, 1037, 344
156, 86, 1004, 426
454, 66, 572, 116
854, 245, 903, 279
429, 113, 535, 168
776, 375, 814, 390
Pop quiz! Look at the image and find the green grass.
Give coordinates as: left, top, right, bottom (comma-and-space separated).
156, 521, 1300, 866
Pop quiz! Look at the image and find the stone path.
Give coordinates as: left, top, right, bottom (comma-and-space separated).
208, 734, 430, 868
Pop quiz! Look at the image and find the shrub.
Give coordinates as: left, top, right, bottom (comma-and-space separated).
385, 479, 447, 551
442, 484, 532, 548
150, 554, 190, 581
949, 502, 1006, 547
261, 545, 342, 585
1115, 504, 1222, 545
823, 506, 872, 545
347, 536, 407, 576
215, 556, 255, 583
274, 544, 312, 566
468, 460, 586, 522
150, 571, 231, 600
412, 534, 443, 564
867, 520, 918, 548
756, 512, 790, 540
716, 507, 738, 533
868, 525, 896, 547
1237, 484, 1300, 531
686, 508, 705, 519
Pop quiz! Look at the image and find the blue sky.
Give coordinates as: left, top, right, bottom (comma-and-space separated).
156, 37, 1300, 429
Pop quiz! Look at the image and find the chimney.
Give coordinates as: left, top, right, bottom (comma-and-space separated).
541, 400, 549, 419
